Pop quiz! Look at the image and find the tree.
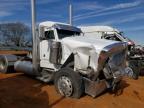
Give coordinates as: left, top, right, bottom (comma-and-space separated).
0, 22, 30, 46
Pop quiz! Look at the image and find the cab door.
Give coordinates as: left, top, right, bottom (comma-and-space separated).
40, 28, 56, 68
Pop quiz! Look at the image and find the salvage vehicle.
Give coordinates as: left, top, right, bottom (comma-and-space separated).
0, 21, 134, 98
80, 26, 135, 51
128, 45, 144, 76
80, 26, 143, 79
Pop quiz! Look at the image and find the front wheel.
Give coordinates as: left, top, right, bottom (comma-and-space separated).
54, 67, 84, 98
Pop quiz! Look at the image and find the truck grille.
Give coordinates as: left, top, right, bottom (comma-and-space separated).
108, 50, 126, 72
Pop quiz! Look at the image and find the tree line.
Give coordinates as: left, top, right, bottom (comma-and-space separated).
0, 22, 31, 47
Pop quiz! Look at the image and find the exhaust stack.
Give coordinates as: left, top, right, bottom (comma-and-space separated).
14, 0, 39, 75
31, 0, 38, 73
69, 1, 73, 25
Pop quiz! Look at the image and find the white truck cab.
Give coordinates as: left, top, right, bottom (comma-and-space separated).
39, 21, 82, 71
80, 26, 135, 50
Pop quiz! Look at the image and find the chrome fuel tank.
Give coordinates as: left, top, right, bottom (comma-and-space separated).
14, 61, 37, 75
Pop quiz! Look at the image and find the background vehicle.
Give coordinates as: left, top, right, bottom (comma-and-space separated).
80, 26, 144, 79
80, 26, 135, 51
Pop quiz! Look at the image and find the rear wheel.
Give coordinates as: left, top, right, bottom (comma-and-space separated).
54, 67, 84, 98
128, 60, 139, 80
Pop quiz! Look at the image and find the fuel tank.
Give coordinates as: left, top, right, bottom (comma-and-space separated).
14, 61, 37, 75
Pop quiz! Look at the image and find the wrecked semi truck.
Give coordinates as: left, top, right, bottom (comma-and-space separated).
0, 21, 133, 98
80, 26, 142, 79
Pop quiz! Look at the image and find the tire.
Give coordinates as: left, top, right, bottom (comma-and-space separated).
54, 67, 84, 98
128, 60, 139, 80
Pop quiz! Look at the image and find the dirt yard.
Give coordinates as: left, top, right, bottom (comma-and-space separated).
0, 50, 28, 55
0, 51, 144, 108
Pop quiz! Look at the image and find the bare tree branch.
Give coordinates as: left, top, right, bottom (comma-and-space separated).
0, 22, 30, 47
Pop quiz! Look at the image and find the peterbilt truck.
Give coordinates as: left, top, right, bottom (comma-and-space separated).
0, 21, 133, 98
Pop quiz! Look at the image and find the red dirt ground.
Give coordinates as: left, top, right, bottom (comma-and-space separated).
0, 73, 144, 108
0, 50, 28, 55
0, 51, 144, 108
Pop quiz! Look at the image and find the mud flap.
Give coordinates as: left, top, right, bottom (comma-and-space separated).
83, 77, 107, 98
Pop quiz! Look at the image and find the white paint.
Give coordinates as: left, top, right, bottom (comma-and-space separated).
39, 21, 127, 75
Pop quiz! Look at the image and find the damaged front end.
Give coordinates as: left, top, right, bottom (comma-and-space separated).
62, 36, 134, 97
83, 42, 134, 97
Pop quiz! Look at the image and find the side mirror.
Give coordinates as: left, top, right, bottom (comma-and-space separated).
39, 26, 45, 39
101, 32, 107, 39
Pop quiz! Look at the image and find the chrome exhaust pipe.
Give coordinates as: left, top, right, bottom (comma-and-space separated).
31, 0, 39, 73
14, 0, 39, 75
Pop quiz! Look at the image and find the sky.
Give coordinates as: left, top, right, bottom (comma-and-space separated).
0, 0, 144, 45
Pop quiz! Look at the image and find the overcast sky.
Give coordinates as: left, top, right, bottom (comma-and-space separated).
0, 0, 144, 45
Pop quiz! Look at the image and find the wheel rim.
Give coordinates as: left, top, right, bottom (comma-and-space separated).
57, 76, 73, 97
0, 56, 7, 72
0, 61, 5, 70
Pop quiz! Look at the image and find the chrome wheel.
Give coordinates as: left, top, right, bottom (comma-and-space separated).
0, 61, 5, 70
54, 67, 84, 98
57, 76, 73, 97
0, 56, 7, 72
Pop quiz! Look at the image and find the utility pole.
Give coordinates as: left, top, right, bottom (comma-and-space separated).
69, 0, 73, 25
31, 0, 38, 73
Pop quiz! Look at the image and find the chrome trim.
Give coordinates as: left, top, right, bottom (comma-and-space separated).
97, 42, 127, 72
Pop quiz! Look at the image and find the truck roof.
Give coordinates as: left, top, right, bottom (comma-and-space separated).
79, 26, 119, 33
39, 21, 82, 33
39, 21, 70, 27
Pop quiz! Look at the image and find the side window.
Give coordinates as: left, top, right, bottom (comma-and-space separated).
45, 30, 55, 39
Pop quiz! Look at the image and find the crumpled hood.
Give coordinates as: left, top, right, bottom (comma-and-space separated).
61, 35, 126, 54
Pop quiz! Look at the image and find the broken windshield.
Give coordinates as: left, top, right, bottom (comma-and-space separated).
57, 29, 81, 39
103, 34, 121, 41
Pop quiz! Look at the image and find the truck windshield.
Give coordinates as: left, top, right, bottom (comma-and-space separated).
57, 29, 81, 39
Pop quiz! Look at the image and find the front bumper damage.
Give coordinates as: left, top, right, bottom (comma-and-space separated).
83, 42, 134, 98
83, 71, 123, 98
83, 77, 107, 97
83, 70, 124, 98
